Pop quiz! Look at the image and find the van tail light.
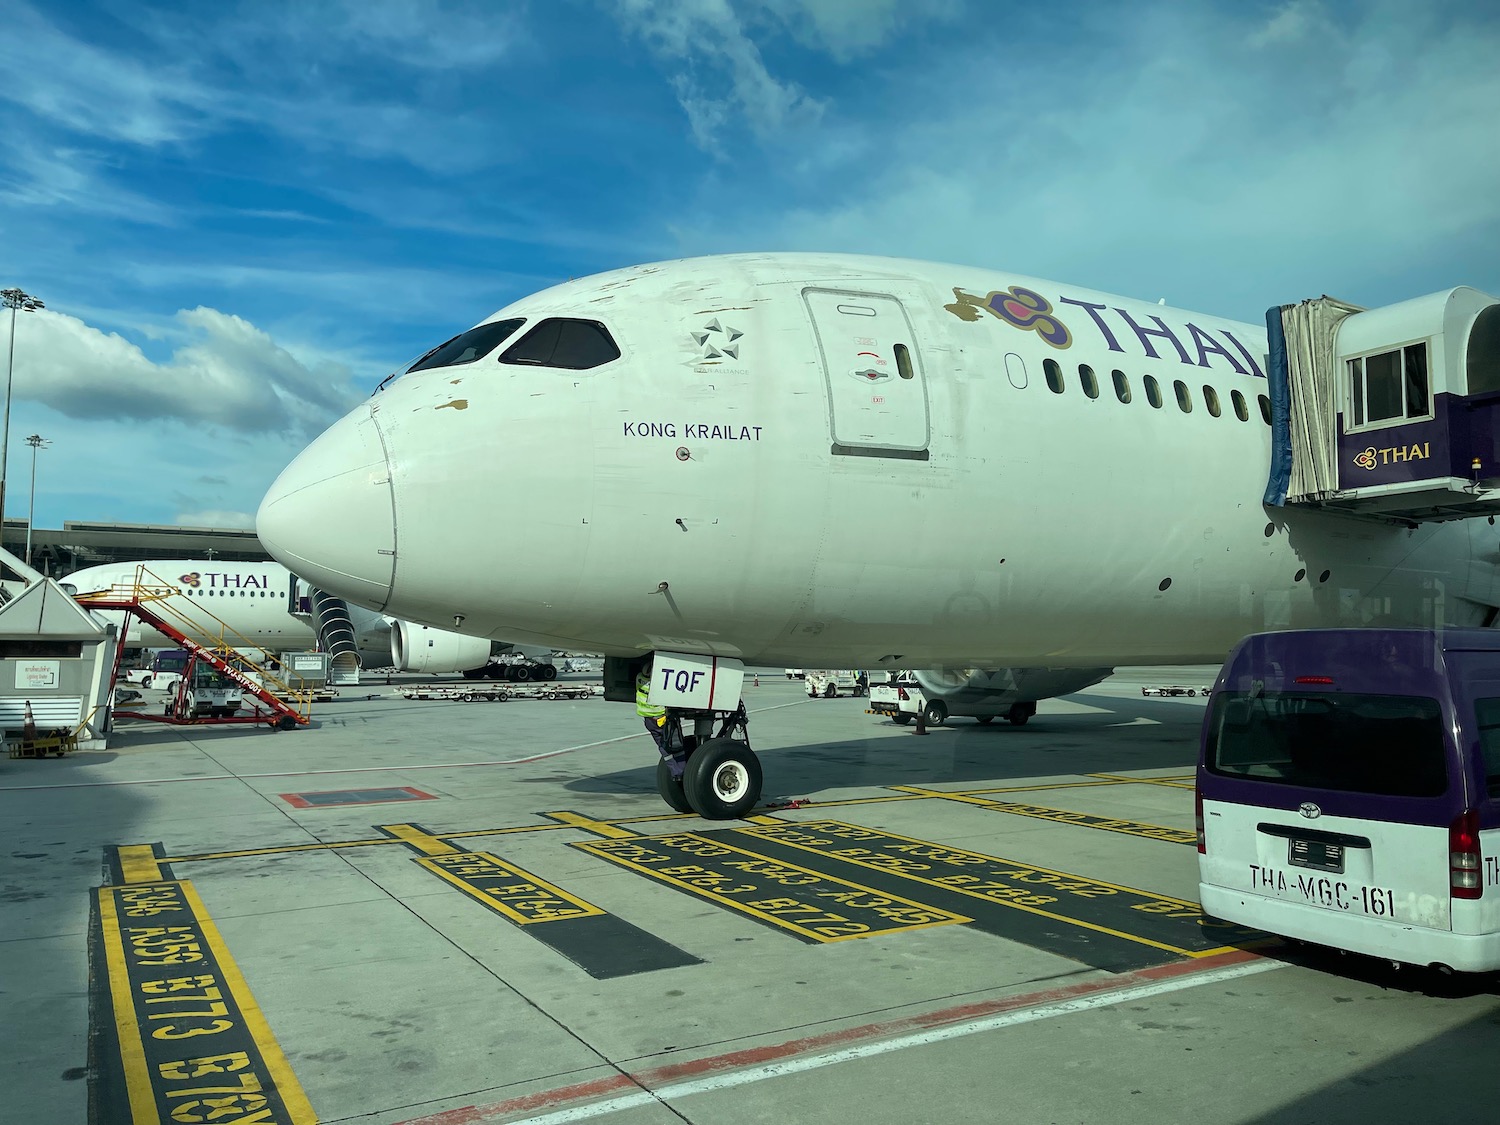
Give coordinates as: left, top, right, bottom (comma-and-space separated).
1449, 808, 1483, 900
897, 687, 908, 701
1195, 785, 1206, 854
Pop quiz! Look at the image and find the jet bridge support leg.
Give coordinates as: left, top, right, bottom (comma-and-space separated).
653, 703, 761, 819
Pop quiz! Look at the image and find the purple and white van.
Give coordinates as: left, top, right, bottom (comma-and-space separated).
1197, 629, 1500, 973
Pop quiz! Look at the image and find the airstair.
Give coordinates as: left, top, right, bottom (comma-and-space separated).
76, 566, 312, 729
309, 587, 361, 686
1264, 287, 1500, 523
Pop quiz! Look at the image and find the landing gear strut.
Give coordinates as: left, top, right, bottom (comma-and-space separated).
654, 702, 761, 819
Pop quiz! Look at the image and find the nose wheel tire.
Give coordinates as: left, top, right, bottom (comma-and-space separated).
1007, 702, 1036, 726
683, 738, 762, 819
656, 757, 693, 813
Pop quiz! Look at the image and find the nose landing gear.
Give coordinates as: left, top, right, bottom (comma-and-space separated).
653, 702, 761, 819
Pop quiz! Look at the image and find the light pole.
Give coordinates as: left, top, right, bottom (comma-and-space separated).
2, 287, 44, 556
25, 433, 49, 568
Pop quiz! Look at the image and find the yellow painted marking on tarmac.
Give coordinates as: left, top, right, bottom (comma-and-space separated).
889, 785, 1014, 807
96, 888, 160, 1125
743, 815, 785, 825
416, 852, 606, 924
958, 778, 1136, 796
380, 823, 461, 855
1088, 773, 1196, 790
179, 881, 319, 1124
738, 822, 1235, 959
436, 823, 569, 839
165, 838, 398, 863
577, 833, 969, 942
543, 810, 637, 838
976, 801, 1196, 845
116, 845, 164, 884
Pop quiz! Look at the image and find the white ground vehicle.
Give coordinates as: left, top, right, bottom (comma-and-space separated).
805, 670, 867, 698
173, 666, 244, 719
784, 669, 805, 679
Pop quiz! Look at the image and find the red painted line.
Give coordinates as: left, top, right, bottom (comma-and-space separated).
396, 949, 1265, 1124
404, 1075, 637, 1125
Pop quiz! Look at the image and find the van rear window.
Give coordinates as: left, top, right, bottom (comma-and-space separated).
1473, 698, 1500, 797
1206, 691, 1448, 797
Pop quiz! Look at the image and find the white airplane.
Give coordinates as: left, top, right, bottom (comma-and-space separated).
256, 252, 1500, 816
62, 559, 506, 676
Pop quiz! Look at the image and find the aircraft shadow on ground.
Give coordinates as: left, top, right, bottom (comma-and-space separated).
565, 691, 1207, 799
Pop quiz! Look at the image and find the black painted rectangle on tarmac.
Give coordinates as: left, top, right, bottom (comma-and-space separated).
415, 851, 700, 978
94, 880, 315, 1125
728, 821, 1261, 965
574, 833, 969, 943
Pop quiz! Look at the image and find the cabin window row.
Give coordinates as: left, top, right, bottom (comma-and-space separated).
182, 588, 282, 597
1042, 360, 1271, 424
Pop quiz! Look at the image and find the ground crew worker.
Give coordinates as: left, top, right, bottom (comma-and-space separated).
636, 658, 668, 755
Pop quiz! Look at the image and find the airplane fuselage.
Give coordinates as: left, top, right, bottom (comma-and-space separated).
257, 254, 1500, 669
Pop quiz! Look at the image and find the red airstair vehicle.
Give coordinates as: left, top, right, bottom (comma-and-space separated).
76, 566, 312, 730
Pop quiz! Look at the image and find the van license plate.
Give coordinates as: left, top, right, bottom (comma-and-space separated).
1288, 838, 1343, 873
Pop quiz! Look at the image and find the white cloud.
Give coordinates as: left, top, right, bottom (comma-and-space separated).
613, 0, 825, 153
757, 0, 962, 61
0, 5, 217, 146
8, 307, 362, 439
669, 1, 1500, 316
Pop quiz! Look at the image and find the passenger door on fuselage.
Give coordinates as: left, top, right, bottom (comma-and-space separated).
803, 289, 930, 460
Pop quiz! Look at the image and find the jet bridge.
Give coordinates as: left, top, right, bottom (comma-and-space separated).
1264, 287, 1500, 523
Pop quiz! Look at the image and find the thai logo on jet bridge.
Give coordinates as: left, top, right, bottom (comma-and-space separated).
943, 283, 1265, 378
1354, 443, 1430, 470
649, 652, 745, 712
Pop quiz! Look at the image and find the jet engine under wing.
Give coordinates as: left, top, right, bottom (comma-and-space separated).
913, 667, 1113, 707
390, 620, 492, 674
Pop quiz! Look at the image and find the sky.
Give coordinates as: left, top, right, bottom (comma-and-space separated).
2, 0, 1497, 534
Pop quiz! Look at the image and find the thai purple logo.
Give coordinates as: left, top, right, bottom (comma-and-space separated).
943, 285, 1072, 349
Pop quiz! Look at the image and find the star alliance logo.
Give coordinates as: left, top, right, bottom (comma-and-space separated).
692, 318, 743, 362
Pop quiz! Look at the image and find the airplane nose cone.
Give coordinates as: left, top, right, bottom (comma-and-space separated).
257, 406, 396, 609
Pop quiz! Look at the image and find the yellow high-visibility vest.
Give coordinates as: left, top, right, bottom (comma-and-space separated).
636, 670, 665, 718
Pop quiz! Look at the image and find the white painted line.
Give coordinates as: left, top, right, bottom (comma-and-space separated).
506, 959, 1283, 1125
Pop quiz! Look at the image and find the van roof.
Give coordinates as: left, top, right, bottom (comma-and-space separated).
1219, 628, 1500, 695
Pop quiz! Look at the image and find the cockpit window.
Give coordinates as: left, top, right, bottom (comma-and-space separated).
500, 318, 620, 370
406, 318, 526, 373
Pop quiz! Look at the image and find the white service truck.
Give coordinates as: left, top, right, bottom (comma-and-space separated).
805, 670, 868, 698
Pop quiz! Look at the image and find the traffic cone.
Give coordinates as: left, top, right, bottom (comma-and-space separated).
914, 705, 928, 736
22, 700, 37, 742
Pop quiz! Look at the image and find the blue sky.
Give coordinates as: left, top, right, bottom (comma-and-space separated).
2, 0, 1497, 534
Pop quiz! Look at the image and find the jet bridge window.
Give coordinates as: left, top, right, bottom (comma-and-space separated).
407, 318, 526, 373
501, 318, 620, 370
1347, 342, 1429, 427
